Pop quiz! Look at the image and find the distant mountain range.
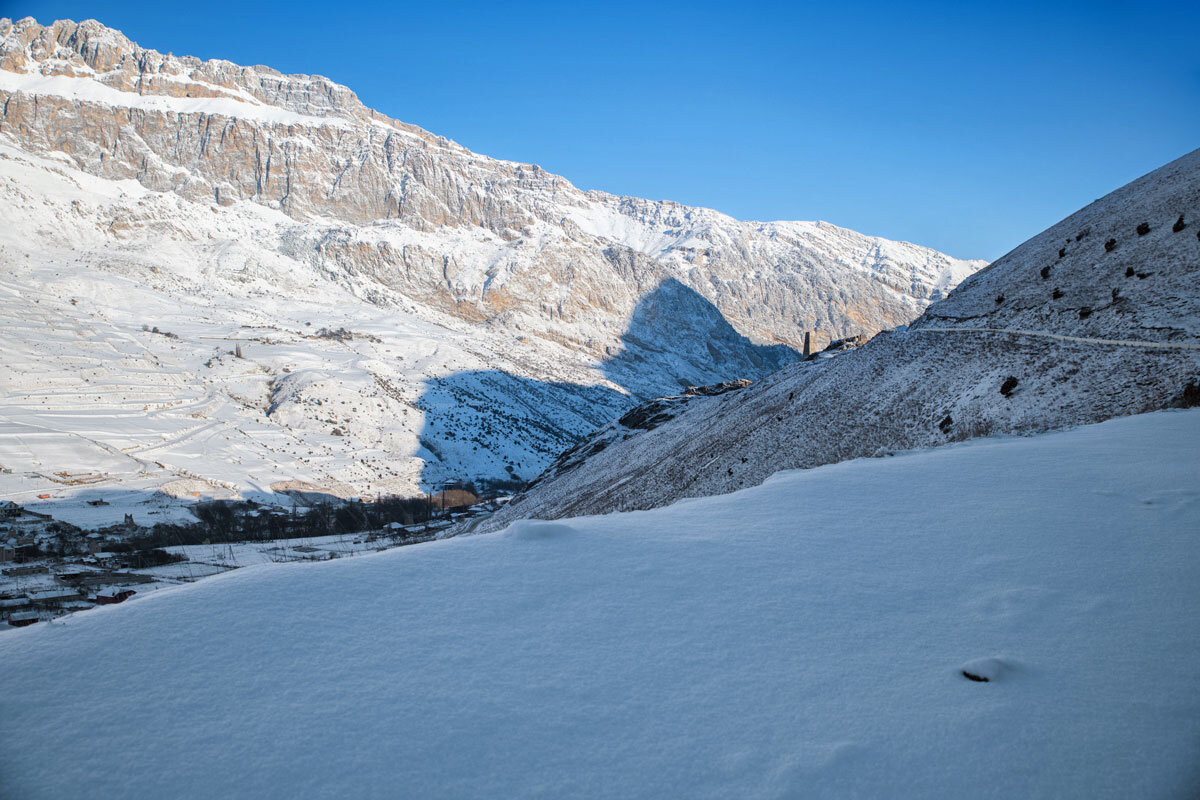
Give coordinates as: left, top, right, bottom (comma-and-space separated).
0, 17, 981, 514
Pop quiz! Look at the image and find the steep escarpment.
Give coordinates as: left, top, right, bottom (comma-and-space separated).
477, 147, 1200, 530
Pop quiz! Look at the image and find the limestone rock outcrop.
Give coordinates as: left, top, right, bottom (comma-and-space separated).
0, 17, 983, 357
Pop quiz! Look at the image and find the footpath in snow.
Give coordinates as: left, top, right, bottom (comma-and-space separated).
1, 410, 1198, 798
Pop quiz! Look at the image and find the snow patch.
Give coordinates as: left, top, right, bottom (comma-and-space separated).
0, 70, 348, 127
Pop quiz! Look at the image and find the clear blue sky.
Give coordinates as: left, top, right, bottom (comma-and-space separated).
11, 0, 1200, 260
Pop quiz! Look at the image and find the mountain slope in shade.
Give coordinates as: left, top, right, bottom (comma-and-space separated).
477, 148, 1200, 531
0, 18, 981, 514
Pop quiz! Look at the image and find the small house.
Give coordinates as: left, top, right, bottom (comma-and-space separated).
13, 541, 41, 562
27, 587, 82, 607
95, 589, 136, 605
0, 595, 31, 612
8, 610, 38, 627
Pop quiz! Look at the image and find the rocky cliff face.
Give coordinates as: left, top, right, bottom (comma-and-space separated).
0, 18, 984, 506
0, 17, 982, 355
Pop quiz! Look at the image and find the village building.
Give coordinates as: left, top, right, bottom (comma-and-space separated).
0, 501, 86, 559
26, 587, 83, 607
0, 594, 32, 621
2, 564, 48, 577
55, 571, 154, 588
95, 589, 136, 605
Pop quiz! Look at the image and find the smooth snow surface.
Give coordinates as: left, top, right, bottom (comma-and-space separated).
2, 411, 1199, 798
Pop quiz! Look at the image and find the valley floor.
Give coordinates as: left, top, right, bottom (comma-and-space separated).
1, 410, 1198, 798
0, 525, 452, 629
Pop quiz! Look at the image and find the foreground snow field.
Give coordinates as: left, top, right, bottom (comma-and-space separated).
2, 410, 1199, 799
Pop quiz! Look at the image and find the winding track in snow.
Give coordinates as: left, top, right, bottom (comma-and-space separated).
912, 327, 1200, 350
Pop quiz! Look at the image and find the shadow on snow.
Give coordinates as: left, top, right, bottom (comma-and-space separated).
415, 278, 799, 491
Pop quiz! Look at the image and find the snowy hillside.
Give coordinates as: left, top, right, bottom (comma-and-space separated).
0, 17, 981, 516
1, 410, 1198, 798
479, 148, 1200, 529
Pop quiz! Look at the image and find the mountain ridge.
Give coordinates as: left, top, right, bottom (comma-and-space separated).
0, 17, 983, 515
0, 16, 982, 350
476, 146, 1200, 530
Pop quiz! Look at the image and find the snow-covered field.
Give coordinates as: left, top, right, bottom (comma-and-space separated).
1, 409, 1197, 798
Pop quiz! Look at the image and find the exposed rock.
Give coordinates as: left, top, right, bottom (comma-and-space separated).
0, 17, 983, 357
618, 398, 692, 431
683, 380, 752, 397
820, 334, 872, 354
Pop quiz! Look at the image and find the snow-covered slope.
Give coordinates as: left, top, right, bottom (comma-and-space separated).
480, 148, 1200, 529
2, 410, 1198, 798
0, 17, 982, 513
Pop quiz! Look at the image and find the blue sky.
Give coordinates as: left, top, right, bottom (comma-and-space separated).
10, 0, 1200, 259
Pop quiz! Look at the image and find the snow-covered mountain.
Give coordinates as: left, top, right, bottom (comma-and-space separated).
478, 147, 1200, 530
0, 17, 982, 513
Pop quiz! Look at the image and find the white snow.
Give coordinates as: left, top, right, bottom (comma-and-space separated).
0, 69, 348, 127
1, 409, 1197, 798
